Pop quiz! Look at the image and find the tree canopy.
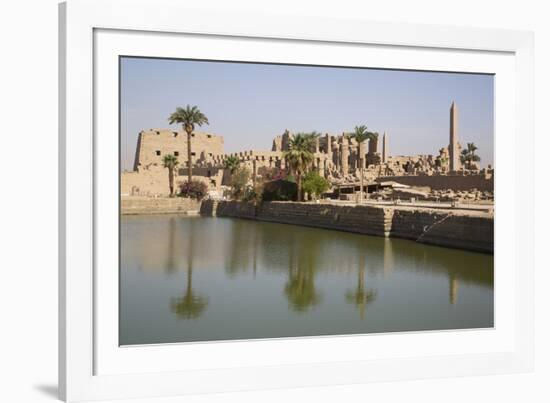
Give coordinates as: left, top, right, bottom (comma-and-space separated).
168, 105, 209, 133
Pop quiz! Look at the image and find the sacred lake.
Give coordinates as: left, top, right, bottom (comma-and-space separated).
120, 214, 493, 345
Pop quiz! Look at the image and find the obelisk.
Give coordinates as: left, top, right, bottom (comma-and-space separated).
382, 132, 388, 163
449, 102, 459, 172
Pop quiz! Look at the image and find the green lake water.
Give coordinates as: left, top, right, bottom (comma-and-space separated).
120, 215, 493, 345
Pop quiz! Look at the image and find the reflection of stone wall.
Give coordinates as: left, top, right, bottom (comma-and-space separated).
203, 201, 493, 253
378, 174, 494, 191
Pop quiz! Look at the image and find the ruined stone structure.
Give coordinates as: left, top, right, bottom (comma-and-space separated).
121, 102, 489, 197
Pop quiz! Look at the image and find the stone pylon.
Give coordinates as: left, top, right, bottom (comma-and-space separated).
449, 102, 460, 172
382, 132, 388, 163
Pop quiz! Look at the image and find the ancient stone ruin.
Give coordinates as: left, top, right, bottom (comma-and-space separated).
121, 102, 494, 201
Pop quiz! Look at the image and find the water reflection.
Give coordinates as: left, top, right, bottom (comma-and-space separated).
449, 273, 458, 305
170, 219, 209, 319
284, 240, 322, 312
345, 250, 377, 320
120, 215, 494, 344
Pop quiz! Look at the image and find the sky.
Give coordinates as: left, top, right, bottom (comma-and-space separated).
120, 57, 494, 171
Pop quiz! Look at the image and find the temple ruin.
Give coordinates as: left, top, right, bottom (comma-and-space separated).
121, 102, 493, 199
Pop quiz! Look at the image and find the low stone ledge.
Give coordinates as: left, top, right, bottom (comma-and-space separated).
204, 200, 493, 253
121, 196, 201, 215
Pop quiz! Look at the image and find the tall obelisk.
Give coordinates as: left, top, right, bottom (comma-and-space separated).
449, 101, 459, 172
382, 132, 388, 163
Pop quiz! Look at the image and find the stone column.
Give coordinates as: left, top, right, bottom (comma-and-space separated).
368, 136, 378, 154
350, 144, 358, 170
341, 136, 349, 175
252, 158, 257, 188
358, 141, 366, 169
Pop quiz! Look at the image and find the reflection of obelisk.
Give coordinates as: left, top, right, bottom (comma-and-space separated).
383, 238, 393, 277
449, 102, 459, 172
449, 274, 458, 305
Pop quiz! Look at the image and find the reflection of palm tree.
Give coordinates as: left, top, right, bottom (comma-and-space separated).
284, 237, 322, 312
285, 266, 321, 312
171, 265, 209, 319
346, 258, 377, 320
171, 219, 208, 319
226, 220, 252, 276
165, 217, 177, 273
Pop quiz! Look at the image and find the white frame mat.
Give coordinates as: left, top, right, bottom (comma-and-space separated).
59, 0, 534, 401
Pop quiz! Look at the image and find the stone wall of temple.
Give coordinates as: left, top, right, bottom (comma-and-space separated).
133, 129, 224, 171
121, 168, 220, 197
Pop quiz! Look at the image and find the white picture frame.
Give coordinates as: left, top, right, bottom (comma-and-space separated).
59, 0, 534, 401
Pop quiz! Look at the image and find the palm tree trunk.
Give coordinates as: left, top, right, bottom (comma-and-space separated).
297, 172, 302, 202
359, 157, 364, 204
169, 168, 174, 196
186, 129, 192, 183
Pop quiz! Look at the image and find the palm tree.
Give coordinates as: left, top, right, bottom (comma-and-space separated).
223, 155, 240, 174
283, 132, 318, 201
162, 154, 179, 196
223, 155, 241, 189
460, 142, 481, 170
168, 105, 209, 183
349, 125, 377, 203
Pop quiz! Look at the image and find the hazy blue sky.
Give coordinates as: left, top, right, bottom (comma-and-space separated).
120, 57, 494, 171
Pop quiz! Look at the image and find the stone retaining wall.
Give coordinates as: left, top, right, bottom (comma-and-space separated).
202, 201, 493, 253
121, 197, 201, 215
390, 209, 493, 253
258, 202, 391, 237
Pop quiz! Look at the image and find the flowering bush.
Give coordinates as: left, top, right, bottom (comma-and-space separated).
179, 180, 208, 200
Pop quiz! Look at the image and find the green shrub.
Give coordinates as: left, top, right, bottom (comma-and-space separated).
230, 166, 251, 200
302, 171, 330, 199
262, 179, 298, 201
